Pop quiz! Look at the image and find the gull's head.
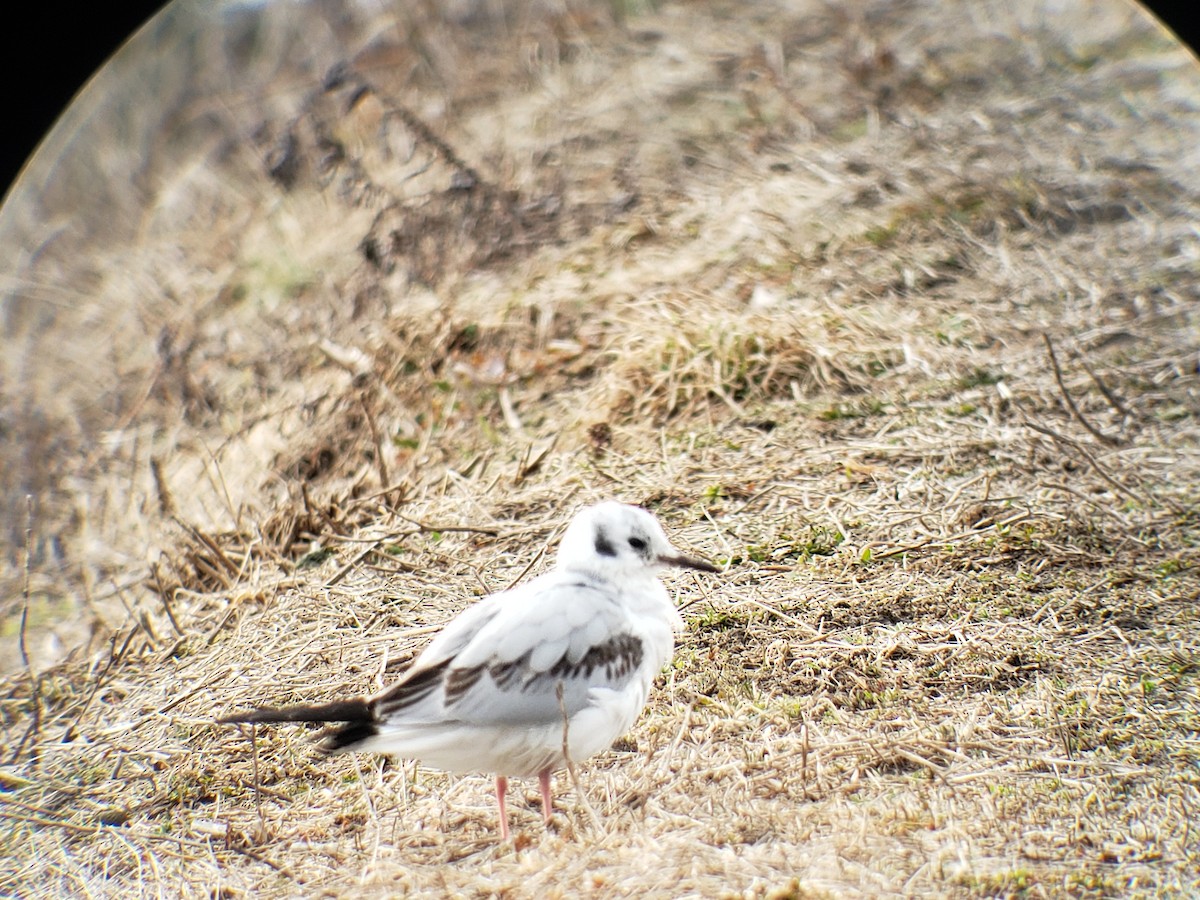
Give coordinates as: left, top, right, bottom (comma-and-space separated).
556, 501, 719, 577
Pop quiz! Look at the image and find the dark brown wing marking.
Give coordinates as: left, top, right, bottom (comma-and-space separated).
366, 633, 646, 719
484, 632, 644, 696
490, 658, 524, 691
373, 658, 451, 718
556, 632, 642, 685
443, 664, 486, 706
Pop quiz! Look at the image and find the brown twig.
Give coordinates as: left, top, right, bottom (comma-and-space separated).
59, 630, 127, 742
151, 564, 185, 637
873, 509, 1032, 560
504, 544, 547, 593
0, 810, 209, 846
360, 394, 392, 497
800, 717, 811, 797
13, 496, 42, 764
0, 810, 299, 879
1077, 355, 1133, 420
557, 681, 601, 835
324, 64, 485, 189
393, 514, 500, 536
1043, 333, 1122, 446
250, 724, 267, 843
18, 496, 35, 677
1024, 421, 1148, 506
150, 456, 177, 517
175, 517, 240, 578
325, 542, 381, 588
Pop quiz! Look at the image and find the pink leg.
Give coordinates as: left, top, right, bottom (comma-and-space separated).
495, 776, 510, 841
538, 769, 554, 824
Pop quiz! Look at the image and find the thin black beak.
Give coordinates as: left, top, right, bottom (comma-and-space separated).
658, 553, 721, 574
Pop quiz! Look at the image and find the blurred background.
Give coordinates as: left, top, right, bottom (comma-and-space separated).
3, 0, 1197, 664
3, 1, 1198, 199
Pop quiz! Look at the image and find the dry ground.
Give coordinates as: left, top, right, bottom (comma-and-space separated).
2, 0, 1200, 896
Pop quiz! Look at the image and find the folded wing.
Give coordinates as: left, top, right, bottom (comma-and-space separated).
371, 575, 645, 727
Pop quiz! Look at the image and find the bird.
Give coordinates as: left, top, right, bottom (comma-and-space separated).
219, 500, 719, 840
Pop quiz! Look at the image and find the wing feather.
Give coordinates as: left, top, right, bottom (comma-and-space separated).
529, 635, 570, 672
373, 571, 650, 727
581, 615, 610, 652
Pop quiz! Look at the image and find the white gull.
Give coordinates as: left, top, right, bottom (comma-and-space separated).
220, 500, 719, 839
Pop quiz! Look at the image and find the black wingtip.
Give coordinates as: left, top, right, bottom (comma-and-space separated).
316, 722, 381, 755
218, 699, 373, 726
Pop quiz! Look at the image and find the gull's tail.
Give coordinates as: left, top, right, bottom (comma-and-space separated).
218, 699, 379, 754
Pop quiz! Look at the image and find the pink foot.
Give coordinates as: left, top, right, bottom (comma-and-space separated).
538, 769, 554, 824
495, 775, 510, 841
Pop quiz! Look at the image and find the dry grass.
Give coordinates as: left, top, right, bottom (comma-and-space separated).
3, 0, 1200, 896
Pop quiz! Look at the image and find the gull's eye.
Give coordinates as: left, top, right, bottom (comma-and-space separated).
628, 537, 647, 550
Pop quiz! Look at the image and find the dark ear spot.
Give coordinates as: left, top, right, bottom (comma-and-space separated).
594, 527, 617, 557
